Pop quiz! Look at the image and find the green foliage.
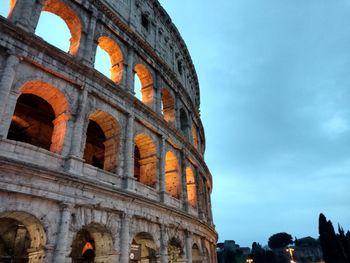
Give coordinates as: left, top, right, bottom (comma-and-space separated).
268, 232, 293, 249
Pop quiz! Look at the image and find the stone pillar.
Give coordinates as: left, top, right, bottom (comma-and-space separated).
180, 150, 188, 212
174, 92, 180, 130
120, 213, 131, 263
124, 48, 135, 93
195, 170, 205, 220
194, 167, 201, 215
8, 0, 43, 33
0, 54, 19, 139
123, 113, 135, 189
185, 231, 193, 263
160, 224, 168, 263
53, 203, 73, 263
155, 73, 163, 115
43, 245, 55, 263
158, 135, 166, 202
203, 178, 209, 222
79, 11, 98, 66
65, 89, 88, 175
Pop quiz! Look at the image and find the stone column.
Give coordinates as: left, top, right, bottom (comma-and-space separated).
195, 170, 205, 220
79, 11, 98, 66
180, 150, 188, 212
65, 89, 88, 175
194, 167, 201, 215
185, 231, 193, 263
123, 113, 135, 189
155, 73, 163, 115
174, 92, 180, 130
0, 54, 19, 139
53, 203, 73, 263
159, 224, 168, 263
8, 0, 43, 33
124, 48, 135, 93
120, 213, 131, 263
203, 178, 209, 222
158, 135, 166, 202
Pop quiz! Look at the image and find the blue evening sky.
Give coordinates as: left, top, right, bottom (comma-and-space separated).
2, 1, 350, 247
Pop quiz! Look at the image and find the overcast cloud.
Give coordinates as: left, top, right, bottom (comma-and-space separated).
159, 0, 350, 246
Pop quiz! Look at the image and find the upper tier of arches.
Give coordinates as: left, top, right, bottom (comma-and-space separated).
1, 0, 206, 154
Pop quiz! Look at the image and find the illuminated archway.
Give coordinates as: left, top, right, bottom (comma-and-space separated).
165, 151, 180, 199
0, 211, 46, 263
96, 36, 124, 84
5, 0, 15, 17
70, 223, 114, 263
84, 111, 120, 172
134, 133, 157, 188
186, 167, 197, 208
192, 244, 202, 263
161, 88, 175, 124
8, 80, 70, 154
131, 232, 157, 263
37, 0, 82, 55
134, 64, 154, 107
168, 238, 184, 263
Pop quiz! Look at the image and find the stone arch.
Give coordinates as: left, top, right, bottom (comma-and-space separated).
180, 108, 189, 138
165, 151, 181, 199
70, 223, 114, 263
161, 88, 175, 124
131, 232, 157, 263
134, 133, 157, 188
97, 36, 124, 84
40, 0, 82, 55
0, 211, 47, 263
134, 64, 154, 108
83, 111, 121, 172
192, 243, 202, 263
186, 166, 197, 208
7, 0, 16, 17
168, 237, 184, 263
8, 80, 70, 154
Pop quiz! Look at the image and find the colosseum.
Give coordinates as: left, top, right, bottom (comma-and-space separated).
0, 0, 217, 262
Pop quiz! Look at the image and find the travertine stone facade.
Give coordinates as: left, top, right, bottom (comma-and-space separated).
0, 0, 217, 262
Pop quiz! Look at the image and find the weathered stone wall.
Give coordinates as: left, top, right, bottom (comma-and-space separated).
0, 0, 217, 262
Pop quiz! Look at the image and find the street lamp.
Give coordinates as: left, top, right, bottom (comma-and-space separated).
286, 247, 295, 263
246, 259, 253, 263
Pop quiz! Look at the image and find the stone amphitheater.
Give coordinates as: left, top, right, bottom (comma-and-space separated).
0, 0, 217, 262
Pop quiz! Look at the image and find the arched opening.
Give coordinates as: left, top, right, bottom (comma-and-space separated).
7, 80, 70, 154
179, 109, 189, 138
168, 238, 183, 263
0, 211, 46, 263
192, 124, 198, 149
36, 0, 82, 55
186, 167, 197, 208
130, 232, 157, 263
8, 94, 54, 150
134, 134, 157, 188
161, 88, 175, 124
70, 223, 114, 263
83, 111, 120, 172
95, 36, 124, 84
165, 151, 180, 199
192, 244, 201, 263
134, 64, 154, 108
0, 1, 11, 17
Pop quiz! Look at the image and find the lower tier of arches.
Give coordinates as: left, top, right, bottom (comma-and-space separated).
0, 164, 217, 263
